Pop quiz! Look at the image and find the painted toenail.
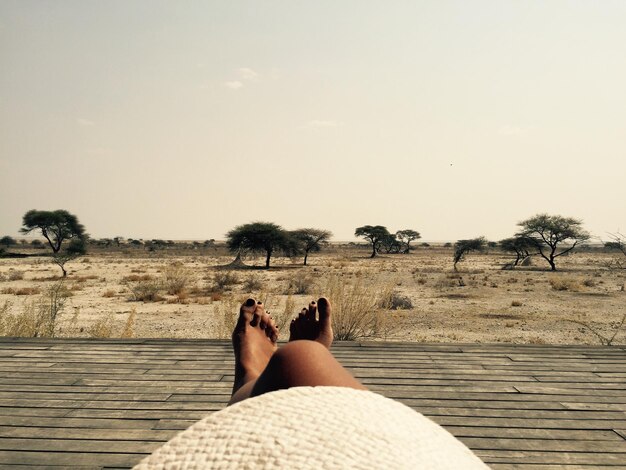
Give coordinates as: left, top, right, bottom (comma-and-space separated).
245, 299, 255, 307
257, 301, 263, 304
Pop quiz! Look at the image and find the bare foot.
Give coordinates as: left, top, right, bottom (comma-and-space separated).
231, 298, 278, 395
289, 297, 333, 349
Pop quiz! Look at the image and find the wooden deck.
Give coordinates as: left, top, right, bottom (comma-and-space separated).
0, 339, 624, 469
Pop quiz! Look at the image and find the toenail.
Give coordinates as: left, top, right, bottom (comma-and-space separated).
312, 301, 316, 304
257, 301, 263, 304
245, 299, 255, 307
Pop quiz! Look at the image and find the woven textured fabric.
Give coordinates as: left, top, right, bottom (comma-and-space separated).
134, 386, 488, 469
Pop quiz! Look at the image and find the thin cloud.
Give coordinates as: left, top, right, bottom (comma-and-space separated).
498, 125, 526, 136
238, 67, 259, 81
224, 81, 243, 90
77, 118, 95, 127
301, 120, 344, 129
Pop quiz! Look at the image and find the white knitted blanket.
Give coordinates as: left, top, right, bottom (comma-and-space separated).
134, 386, 488, 469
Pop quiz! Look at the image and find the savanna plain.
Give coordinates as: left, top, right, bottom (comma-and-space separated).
1, 244, 625, 345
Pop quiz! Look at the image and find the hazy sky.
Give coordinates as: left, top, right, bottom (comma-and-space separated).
1, 1, 625, 242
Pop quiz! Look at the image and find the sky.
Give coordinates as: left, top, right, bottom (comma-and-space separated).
1, 1, 625, 242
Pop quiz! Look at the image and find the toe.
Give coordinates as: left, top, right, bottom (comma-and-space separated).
298, 308, 307, 320
307, 301, 317, 321
254, 303, 270, 329
250, 312, 262, 327
266, 319, 279, 343
236, 298, 257, 328
318, 297, 331, 328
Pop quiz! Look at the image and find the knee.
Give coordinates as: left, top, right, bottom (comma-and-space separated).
269, 340, 332, 375
271, 340, 329, 367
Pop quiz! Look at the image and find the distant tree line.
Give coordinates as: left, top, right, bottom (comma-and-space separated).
225, 222, 332, 268
354, 226, 421, 257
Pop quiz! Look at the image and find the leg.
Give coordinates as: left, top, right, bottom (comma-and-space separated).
229, 297, 365, 406
250, 340, 366, 398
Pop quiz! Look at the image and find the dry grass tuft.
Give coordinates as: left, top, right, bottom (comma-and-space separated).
325, 275, 394, 341
284, 272, 313, 295
102, 289, 116, 298
1, 287, 41, 296
122, 274, 154, 282
0, 282, 69, 337
127, 279, 163, 302
214, 297, 241, 339
243, 274, 264, 292
212, 271, 240, 291
163, 262, 192, 295
89, 314, 115, 338
121, 309, 136, 338
8, 270, 25, 281
549, 277, 583, 292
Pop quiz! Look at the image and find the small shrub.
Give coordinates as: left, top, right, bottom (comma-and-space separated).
511, 300, 523, 307
89, 314, 114, 338
122, 274, 154, 282
102, 289, 116, 298
380, 290, 413, 310
326, 276, 394, 341
128, 279, 162, 302
549, 277, 582, 292
0, 281, 69, 337
163, 262, 192, 295
243, 274, 264, 292
212, 271, 240, 291
285, 273, 313, 295
8, 270, 25, 281
1, 287, 41, 296
582, 278, 596, 287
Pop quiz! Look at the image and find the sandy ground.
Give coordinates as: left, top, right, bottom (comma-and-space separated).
1, 247, 625, 345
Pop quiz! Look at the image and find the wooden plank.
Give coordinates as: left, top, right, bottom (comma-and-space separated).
0, 408, 72, 418
152, 420, 197, 430
441, 426, 624, 441
475, 450, 626, 465
0, 438, 161, 453
561, 402, 626, 411
0, 399, 226, 411
0, 451, 144, 467
65, 409, 213, 420
427, 415, 626, 430
489, 465, 626, 469
415, 407, 626, 420
0, 427, 176, 441
0, 416, 158, 430
459, 437, 626, 452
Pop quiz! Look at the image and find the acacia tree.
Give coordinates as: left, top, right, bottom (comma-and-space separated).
355, 225, 390, 258
20, 209, 87, 277
380, 233, 402, 254
396, 229, 421, 253
499, 236, 535, 267
291, 228, 332, 265
453, 237, 486, 271
226, 222, 292, 268
0, 236, 16, 247
516, 214, 590, 271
